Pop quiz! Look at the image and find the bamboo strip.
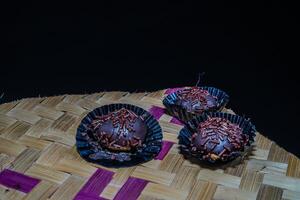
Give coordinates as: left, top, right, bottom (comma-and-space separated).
213, 185, 257, 200
6, 108, 41, 124
257, 184, 283, 200
25, 164, 70, 184
197, 169, 241, 189
49, 175, 85, 200
286, 154, 300, 178
142, 182, 188, 200
186, 180, 217, 200
22, 180, 58, 200
0, 137, 26, 157
32, 105, 64, 120
131, 166, 176, 186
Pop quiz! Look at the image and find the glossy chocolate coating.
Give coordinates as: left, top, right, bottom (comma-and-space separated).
176, 87, 218, 113
89, 108, 147, 152
190, 117, 249, 162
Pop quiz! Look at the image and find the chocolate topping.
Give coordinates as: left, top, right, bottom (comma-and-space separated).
176, 87, 218, 113
190, 117, 249, 162
88, 108, 147, 152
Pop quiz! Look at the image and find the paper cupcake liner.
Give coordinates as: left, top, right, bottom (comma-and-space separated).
163, 86, 229, 123
178, 112, 256, 164
76, 103, 163, 168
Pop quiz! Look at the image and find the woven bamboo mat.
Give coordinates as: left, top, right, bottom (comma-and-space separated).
0, 89, 300, 200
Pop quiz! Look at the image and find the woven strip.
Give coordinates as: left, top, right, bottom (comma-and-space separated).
113, 177, 148, 200
0, 169, 40, 193
74, 168, 114, 199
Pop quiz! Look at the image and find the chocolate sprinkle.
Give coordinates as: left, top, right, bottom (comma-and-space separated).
88, 108, 147, 152
176, 87, 218, 114
190, 117, 249, 162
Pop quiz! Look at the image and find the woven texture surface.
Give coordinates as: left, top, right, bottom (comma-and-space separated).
0, 89, 300, 200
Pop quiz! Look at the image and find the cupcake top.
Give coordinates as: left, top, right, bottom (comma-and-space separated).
88, 108, 147, 152
190, 117, 249, 162
175, 87, 218, 114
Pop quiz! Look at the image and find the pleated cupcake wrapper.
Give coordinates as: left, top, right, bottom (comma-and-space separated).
163, 86, 230, 123
178, 112, 256, 164
76, 103, 163, 168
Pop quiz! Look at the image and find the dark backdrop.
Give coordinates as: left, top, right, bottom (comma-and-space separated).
1, 2, 299, 157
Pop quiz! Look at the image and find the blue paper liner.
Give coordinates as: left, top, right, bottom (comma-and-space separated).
178, 112, 256, 164
163, 86, 229, 123
76, 103, 163, 168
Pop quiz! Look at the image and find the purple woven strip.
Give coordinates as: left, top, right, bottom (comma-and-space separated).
149, 106, 165, 120
113, 177, 148, 200
75, 194, 108, 200
0, 169, 40, 193
74, 168, 113, 200
165, 87, 183, 95
170, 117, 184, 125
155, 141, 174, 160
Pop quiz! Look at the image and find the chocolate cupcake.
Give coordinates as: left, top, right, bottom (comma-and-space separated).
76, 104, 162, 167
163, 86, 229, 123
178, 112, 256, 164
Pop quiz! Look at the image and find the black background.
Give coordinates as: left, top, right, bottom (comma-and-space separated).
1, 2, 299, 157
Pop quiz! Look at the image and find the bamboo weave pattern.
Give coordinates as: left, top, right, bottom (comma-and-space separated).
0, 89, 300, 200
